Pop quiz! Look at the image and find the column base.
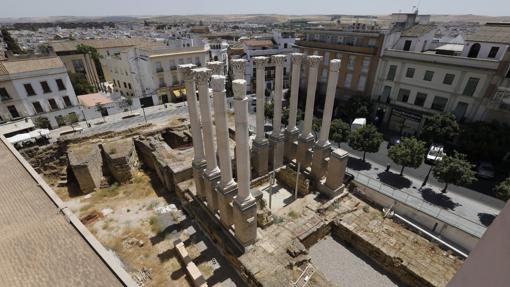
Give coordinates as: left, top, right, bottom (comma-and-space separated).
269, 134, 285, 170
311, 143, 332, 182
216, 182, 238, 228
203, 170, 221, 213
296, 134, 315, 168
318, 181, 345, 199
233, 196, 258, 247
192, 160, 207, 200
284, 129, 299, 163
251, 139, 269, 178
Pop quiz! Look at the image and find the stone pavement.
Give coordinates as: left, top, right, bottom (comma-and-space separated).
346, 154, 501, 238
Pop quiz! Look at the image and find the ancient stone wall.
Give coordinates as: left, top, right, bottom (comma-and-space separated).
68, 144, 103, 193
101, 138, 139, 183
20, 142, 67, 180
276, 166, 310, 196
161, 129, 192, 149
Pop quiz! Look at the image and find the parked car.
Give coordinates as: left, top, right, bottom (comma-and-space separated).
426, 144, 445, 164
351, 118, 366, 131
477, 162, 496, 179
387, 136, 401, 149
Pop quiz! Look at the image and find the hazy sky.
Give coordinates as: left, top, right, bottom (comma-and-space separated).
1, 0, 509, 18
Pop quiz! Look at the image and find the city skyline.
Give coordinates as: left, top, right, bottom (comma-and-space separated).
1, 0, 510, 18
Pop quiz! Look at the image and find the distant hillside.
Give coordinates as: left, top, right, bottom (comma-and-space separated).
429, 14, 510, 24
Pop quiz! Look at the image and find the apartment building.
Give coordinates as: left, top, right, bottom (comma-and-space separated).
0, 56, 81, 129
229, 31, 295, 93
372, 22, 510, 134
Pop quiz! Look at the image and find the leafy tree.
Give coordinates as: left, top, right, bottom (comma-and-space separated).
69, 72, 94, 95
312, 117, 321, 138
330, 119, 350, 145
348, 124, 383, 162
495, 177, 510, 201
33, 117, 51, 129
433, 151, 476, 193
265, 101, 274, 121
124, 97, 134, 113
1, 29, 24, 54
388, 137, 427, 175
458, 121, 510, 162
343, 96, 372, 123
65, 113, 80, 131
76, 44, 105, 82
421, 113, 459, 144
95, 103, 107, 122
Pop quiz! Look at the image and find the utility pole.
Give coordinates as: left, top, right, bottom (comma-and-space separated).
295, 162, 300, 201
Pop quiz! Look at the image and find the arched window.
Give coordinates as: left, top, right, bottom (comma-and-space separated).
468, 43, 481, 58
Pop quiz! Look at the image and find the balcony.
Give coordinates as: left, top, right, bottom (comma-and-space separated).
295, 40, 377, 55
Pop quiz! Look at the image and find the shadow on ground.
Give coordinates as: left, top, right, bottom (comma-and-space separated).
377, 171, 412, 189
420, 188, 461, 210
478, 213, 496, 227
347, 157, 372, 171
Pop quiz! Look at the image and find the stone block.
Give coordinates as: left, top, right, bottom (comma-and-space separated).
216, 182, 238, 228
251, 140, 269, 178
296, 135, 314, 168
68, 144, 103, 193
310, 143, 332, 182
233, 197, 258, 247
203, 170, 221, 212
284, 129, 299, 163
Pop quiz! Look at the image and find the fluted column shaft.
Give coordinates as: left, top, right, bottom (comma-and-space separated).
318, 59, 341, 146
231, 59, 246, 80
253, 57, 268, 143
272, 55, 286, 137
288, 53, 303, 133
193, 68, 219, 175
211, 75, 235, 188
302, 55, 323, 138
233, 79, 253, 204
178, 64, 204, 163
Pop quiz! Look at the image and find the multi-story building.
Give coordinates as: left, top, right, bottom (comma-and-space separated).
0, 56, 82, 129
229, 31, 295, 93
371, 22, 510, 134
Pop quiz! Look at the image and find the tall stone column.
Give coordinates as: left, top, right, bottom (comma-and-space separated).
251, 56, 270, 178
285, 53, 303, 163
311, 59, 341, 180
231, 59, 246, 80
232, 79, 257, 247
296, 55, 322, 168
207, 61, 224, 75
178, 64, 206, 200
193, 67, 220, 212
269, 54, 287, 169
321, 148, 349, 198
211, 75, 237, 228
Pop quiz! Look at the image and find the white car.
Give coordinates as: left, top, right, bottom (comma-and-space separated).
351, 118, 367, 131
426, 144, 445, 164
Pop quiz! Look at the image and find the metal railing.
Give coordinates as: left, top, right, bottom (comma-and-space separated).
349, 169, 487, 238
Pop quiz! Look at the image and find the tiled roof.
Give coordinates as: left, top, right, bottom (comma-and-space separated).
0, 137, 132, 287
0, 57, 64, 75
78, 93, 113, 107
466, 24, 510, 44
242, 39, 274, 47
401, 24, 436, 37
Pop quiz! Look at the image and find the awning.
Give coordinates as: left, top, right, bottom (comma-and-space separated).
172, 88, 187, 98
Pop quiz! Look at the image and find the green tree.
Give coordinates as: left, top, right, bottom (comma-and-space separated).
69, 72, 94, 95
330, 119, 350, 145
33, 117, 51, 129
343, 96, 372, 123
348, 124, 383, 162
1, 29, 24, 54
312, 117, 321, 138
421, 113, 459, 144
76, 44, 105, 82
458, 121, 510, 162
388, 137, 427, 176
96, 103, 107, 122
65, 113, 80, 131
433, 151, 476, 193
495, 177, 510, 201
265, 101, 274, 121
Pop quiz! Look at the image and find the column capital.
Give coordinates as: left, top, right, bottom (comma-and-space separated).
233, 79, 247, 100
178, 64, 197, 81
192, 67, 212, 84
291, 53, 304, 65
329, 59, 341, 72
252, 56, 269, 69
211, 75, 226, 92
230, 59, 246, 71
271, 54, 287, 66
307, 55, 323, 68
207, 61, 224, 75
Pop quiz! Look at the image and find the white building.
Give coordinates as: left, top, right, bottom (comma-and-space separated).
0, 56, 82, 129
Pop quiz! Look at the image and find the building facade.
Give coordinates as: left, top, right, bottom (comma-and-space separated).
0, 56, 82, 129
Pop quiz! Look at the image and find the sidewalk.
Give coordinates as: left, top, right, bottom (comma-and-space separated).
346, 155, 501, 238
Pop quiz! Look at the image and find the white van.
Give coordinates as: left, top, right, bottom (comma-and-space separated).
351, 118, 367, 131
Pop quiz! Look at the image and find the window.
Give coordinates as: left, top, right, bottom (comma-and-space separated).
33, 101, 44, 113
159, 78, 165, 88
169, 59, 177, 70
40, 81, 51, 93
24, 84, 36, 96
406, 67, 415, 78
382, 85, 392, 102
468, 43, 481, 58
454, 102, 469, 120
7, 105, 20, 118
403, 40, 412, 51
424, 71, 434, 81
128, 83, 132, 90
123, 82, 127, 89
488, 46, 499, 58
56, 79, 66, 91
397, 88, 410, 103
431, 96, 448, 111
386, 65, 397, 81
178, 58, 184, 65
63, 96, 72, 107
156, 62, 163, 73
462, 77, 480, 97
195, 57, 200, 65
443, 74, 455, 85
48, 99, 59, 110
284, 43, 288, 49
0, 87, 11, 100
414, 92, 427, 107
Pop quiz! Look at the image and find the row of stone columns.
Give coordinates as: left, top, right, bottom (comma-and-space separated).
178, 62, 257, 247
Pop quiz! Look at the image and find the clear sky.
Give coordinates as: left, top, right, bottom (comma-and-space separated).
1, 0, 509, 18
